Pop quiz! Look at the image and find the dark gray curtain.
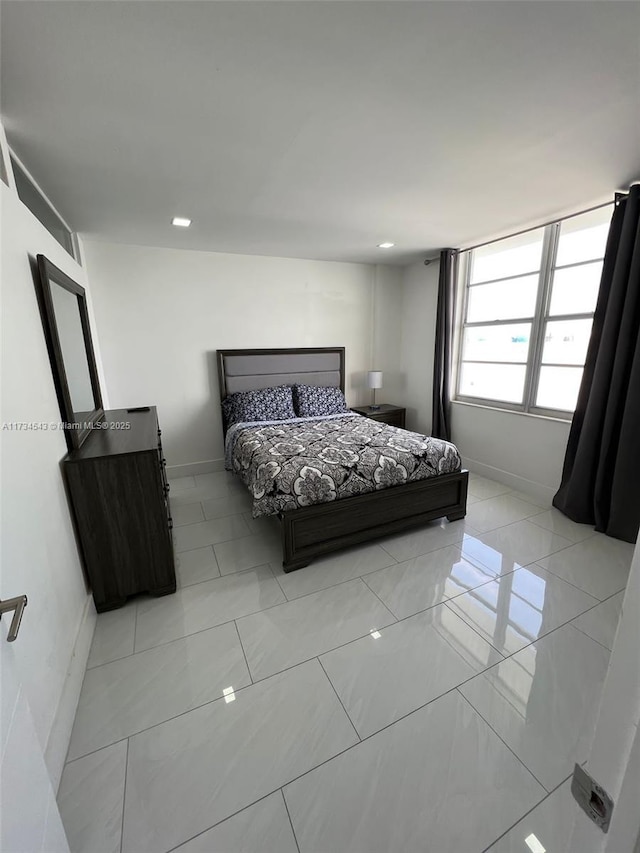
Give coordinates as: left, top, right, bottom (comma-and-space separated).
553, 184, 640, 543
431, 248, 458, 441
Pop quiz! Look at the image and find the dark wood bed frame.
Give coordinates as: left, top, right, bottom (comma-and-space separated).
217, 347, 468, 572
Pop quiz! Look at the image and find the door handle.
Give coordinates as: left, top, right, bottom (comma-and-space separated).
0, 595, 28, 642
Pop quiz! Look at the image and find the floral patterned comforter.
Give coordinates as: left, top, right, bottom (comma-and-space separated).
225, 413, 462, 517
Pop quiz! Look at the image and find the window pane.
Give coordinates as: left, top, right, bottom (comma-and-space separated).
470, 229, 544, 284
467, 275, 539, 322
459, 363, 526, 403
542, 319, 592, 365
549, 262, 602, 316
556, 207, 611, 267
463, 324, 531, 363
536, 366, 584, 410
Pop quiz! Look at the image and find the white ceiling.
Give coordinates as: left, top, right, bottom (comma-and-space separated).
1, 1, 639, 265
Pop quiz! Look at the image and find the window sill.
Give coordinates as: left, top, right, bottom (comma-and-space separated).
451, 399, 572, 424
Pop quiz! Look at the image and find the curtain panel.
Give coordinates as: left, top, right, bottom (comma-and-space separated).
553, 185, 640, 543
431, 249, 458, 441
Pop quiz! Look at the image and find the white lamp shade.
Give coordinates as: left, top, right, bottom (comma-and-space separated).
367, 370, 383, 390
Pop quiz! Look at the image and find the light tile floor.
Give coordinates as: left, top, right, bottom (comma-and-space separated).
58, 471, 634, 853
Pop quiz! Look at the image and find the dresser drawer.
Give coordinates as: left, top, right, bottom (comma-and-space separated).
64, 407, 176, 612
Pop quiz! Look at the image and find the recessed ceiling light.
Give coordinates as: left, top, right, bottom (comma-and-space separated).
377, 242, 395, 249
524, 834, 546, 853
172, 216, 191, 228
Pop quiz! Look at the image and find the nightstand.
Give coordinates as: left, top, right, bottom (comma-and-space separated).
351, 404, 406, 429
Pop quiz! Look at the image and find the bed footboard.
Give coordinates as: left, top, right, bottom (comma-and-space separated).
279, 469, 468, 572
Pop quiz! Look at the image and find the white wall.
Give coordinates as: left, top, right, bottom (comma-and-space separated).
0, 182, 100, 789
371, 263, 404, 406
451, 403, 571, 501
83, 240, 403, 473
569, 535, 640, 852
394, 259, 439, 434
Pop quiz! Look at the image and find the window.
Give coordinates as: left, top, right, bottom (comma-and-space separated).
456, 206, 611, 416
10, 154, 78, 260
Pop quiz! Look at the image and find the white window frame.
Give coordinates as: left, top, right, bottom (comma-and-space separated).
454, 214, 607, 420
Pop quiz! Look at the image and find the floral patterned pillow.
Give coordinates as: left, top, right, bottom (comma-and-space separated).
293, 384, 349, 418
223, 386, 296, 427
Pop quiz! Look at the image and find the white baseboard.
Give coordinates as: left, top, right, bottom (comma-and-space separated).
463, 457, 557, 506
45, 593, 96, 792
166, 458, 225, 479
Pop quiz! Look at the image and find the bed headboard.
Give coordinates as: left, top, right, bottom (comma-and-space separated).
216, 347, 345, 400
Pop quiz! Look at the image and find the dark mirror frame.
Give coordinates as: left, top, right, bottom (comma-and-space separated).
35, 254, 104, 451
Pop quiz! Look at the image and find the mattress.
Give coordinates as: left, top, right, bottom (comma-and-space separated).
225, 413, 462, 517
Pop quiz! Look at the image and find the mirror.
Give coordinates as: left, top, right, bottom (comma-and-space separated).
36, 255, 104, 450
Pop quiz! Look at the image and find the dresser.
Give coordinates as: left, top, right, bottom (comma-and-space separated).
351, 404, 406, 429
63, 407, 176, 612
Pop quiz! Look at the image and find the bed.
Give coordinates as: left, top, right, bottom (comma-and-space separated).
217, 347, 468, 572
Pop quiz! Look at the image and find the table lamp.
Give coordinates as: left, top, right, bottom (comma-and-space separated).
367, 371, 383, 410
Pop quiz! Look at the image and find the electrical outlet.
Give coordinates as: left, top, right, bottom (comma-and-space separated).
571, 763, 614, 833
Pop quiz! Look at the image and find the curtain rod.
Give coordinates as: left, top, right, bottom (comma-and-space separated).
423, 195, 620, 265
